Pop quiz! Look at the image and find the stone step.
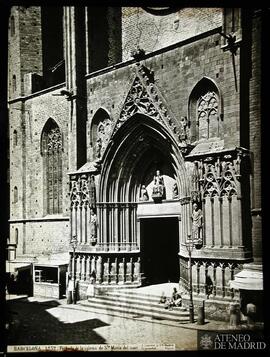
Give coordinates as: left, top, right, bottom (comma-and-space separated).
79, 296, 190, 322
99, 287, 186, 305
59, 303, 192, 328
97, 286, 181, 301
101, 291, 164, 304
79, 300, 191, 322
95, 293, 187, 312
86, 295, 188, 316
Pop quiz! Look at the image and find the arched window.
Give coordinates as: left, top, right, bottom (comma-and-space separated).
13, 130, 18, 147
10, 16, 15, 36
189, 77, 223, 142
12, 75, 16, 93
15, 228, 18, 245
41, 119, 63, 214
14, 186, 18, 203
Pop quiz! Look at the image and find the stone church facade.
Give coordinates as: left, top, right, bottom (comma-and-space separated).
7, 7, 262, 320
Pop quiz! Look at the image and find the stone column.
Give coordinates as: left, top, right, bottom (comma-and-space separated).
72, 253, 76, 280
91, 256, 96, 275
84, 205, 87, 244
204, 197, 212, 247
85, 255, 90, 281
75, 255, 81, 280
136, 218, 141, 251
96, 256, 102, 283
63, 6, 87, 171
79, 205, 82, 244
219, 197, 224, 247
97, 204, 102, 246
81, 255, 85, 281
222, 196, 230, 247
130, 205, 135, 250
120, 204, 125, 249
114, 204, 119, 251
228, 197, 233, 247
125, 204, 129, 250
231, 195, 242, 247
74, 205, 78, 240
103, 204, 108, 250
213, 196, 222, 247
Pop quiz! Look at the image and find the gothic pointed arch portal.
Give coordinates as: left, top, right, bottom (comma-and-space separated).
98, 113, 192, 285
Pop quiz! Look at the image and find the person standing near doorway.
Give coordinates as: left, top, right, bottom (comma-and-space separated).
66, 274, 73, 304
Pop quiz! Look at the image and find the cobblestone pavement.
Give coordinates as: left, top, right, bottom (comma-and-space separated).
6, 296, 198, 351
7, 295, 264, 352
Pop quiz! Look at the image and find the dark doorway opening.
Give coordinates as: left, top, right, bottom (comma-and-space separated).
141, 217, 179, 285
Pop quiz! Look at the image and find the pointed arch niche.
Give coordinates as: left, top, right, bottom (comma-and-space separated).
41, 118, 63, 215
90, 108, 112, 161
97, 113, 190, 251
189, 77, 223, 143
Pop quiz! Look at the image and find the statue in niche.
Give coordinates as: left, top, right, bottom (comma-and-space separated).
90, 209, 97, 244
191, 202, 203, 242
139, 185, 149, 201
152, 170, 166, 199
172, 182, 179, 199
89, 175, 96, 209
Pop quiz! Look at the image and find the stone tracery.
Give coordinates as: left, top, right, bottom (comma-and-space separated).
111, 64, 190, 153
41, 119, 63, 215
96, 117, 112, 158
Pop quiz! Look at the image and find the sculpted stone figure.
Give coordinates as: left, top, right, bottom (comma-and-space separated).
90, 209, 97, 242
191, 202, 203, 241
152, 170, 166, 199
172, 182, 179, 199
139, 185, 149, 201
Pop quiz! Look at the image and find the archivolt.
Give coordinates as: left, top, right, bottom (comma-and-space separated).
99, 113, 189, 203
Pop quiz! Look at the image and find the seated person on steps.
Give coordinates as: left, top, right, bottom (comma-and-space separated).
159, 291, 167, 304
172, 287, 182, 307
164, 288, 182, 310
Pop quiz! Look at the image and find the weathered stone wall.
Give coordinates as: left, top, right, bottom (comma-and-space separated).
10, 220, 69, 256
122, 7, 222, 61
9, 85, 70, 254
86, 30, 241, 159
249, 11, 261, 262
8, 6, 43, 99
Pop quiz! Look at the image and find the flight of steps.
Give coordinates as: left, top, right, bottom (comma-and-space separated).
77, 288, 192, 323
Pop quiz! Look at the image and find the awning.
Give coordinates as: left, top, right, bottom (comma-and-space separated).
6, 261, 31, 273
229, 263, 263, 291
35, 252, 69, 266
